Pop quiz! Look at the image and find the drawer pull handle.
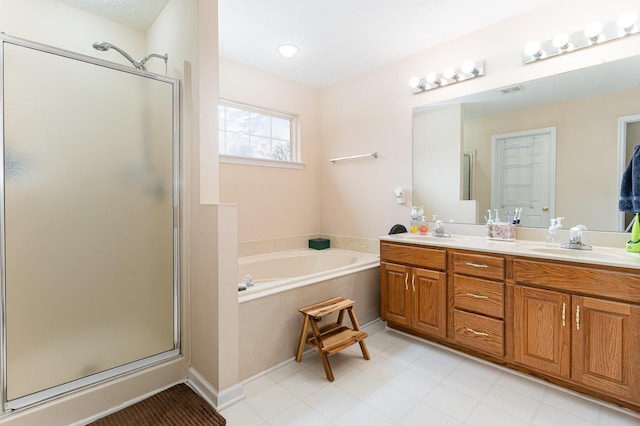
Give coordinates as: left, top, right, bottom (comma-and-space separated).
466, 292, 489, 300
562, 302, 566, 327
465, 327, 489, 337
411, 275, 415, 292
576, 305, 580, 331
465, 262, 488, 269
404, 273, 408, 290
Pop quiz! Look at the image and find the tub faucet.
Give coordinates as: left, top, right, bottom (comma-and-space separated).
244, 274, 253, 287
561, 225, 592, 250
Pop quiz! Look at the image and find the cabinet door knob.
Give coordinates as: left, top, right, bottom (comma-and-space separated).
542, 206, 549, 212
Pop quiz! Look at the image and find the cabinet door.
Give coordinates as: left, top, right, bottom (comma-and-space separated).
572, 296, 640, 402
513, 286, 571, 378
380, 262, 411, 326
412, 268, 447, 338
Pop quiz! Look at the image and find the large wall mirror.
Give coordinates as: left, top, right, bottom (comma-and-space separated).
412, 55, 640, 232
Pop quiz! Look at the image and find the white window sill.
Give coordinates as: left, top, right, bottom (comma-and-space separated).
219, 155, 305, 169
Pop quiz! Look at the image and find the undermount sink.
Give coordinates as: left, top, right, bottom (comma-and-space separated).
526, 246, 625, 261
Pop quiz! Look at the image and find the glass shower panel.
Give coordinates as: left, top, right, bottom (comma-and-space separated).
3, 43, 177, 401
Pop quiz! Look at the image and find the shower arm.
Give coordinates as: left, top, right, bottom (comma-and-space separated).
136, 53, 169, 70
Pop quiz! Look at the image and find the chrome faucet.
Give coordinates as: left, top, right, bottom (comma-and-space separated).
561, 225, 592, 250
433, 220, 451, 238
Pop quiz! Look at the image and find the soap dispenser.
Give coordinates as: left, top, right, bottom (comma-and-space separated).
410, 206, 418, 233
546, 218, 560, 247
418, 216, 429, 235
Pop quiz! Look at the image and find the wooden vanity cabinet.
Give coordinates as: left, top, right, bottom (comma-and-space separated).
380, 240, 640, 411
380, 243, 447, 338
451, 251, 505, 358
513, 285, 571, 378
573, 296, 640, 401
513, 259, 640, 404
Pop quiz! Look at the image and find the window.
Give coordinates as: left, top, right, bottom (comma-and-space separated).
219, 101, 299, 166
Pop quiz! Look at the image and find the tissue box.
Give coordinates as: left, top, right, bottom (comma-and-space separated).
309, 238, 330, 250
486, 223, 516, 241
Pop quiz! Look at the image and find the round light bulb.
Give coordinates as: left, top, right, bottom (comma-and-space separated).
425, 72, 438, 84
552, 33, 570, 50
584, 21, 603, 41
461, 60, 476, 75
523, 40, 542, 58
409, 77, 421, 89
443, 67, 457, 80
277, 44, 299, 58
617, 10, 638, 32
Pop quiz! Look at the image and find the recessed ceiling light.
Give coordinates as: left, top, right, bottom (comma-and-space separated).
277, 44, 299, 58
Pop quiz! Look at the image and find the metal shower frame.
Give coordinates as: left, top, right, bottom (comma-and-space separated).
0, 32, 181, 412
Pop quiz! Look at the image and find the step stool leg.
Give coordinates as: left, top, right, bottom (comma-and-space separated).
347, 307, 371, 360
318, 352, 335, 382
358, 340, 371, 360
295, 314, 310, 362
309, 317, 335, 381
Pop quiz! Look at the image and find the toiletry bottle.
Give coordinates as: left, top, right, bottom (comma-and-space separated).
545, 218, 560, 247
410, 206, 418, 233
418, 216, 429, 235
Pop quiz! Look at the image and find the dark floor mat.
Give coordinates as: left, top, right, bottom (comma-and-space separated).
89, 383, 226, 425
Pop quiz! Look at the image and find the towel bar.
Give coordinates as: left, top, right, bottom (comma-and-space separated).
329, 152, 378, 163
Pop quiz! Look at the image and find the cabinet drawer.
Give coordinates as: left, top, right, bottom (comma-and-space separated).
453, 275, 504, 318
453, 309, 504, 358
514, 259, 640, 303
381, 242, 446, 270
453, 252, 504, 280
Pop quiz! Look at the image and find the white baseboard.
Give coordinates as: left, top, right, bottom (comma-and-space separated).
187, 367, 244, 411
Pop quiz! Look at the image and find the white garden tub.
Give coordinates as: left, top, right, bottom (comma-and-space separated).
238, 248, 379, 303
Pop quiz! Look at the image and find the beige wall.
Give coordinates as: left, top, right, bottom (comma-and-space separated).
219, 59, 321, 242
319, 0, 640, 239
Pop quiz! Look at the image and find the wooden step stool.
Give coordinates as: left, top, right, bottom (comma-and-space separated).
295, 297, 370, 381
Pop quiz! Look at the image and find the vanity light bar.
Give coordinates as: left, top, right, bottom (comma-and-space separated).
409, 60, 485, 94
523, 10, 639, 64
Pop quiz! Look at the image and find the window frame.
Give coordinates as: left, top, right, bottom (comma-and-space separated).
218, 99, 303, 169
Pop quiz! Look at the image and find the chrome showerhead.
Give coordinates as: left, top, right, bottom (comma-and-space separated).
92, 41, 111, 52
92, 40, 141, 69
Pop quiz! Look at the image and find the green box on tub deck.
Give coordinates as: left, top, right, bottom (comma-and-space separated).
309, 238, 330, 250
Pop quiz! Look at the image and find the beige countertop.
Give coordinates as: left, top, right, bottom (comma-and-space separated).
380, 233, 640, 270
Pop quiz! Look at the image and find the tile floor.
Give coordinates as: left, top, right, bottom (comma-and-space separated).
220, 321, 640, 425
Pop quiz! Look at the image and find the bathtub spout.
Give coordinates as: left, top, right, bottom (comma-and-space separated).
244, 274, 253, 287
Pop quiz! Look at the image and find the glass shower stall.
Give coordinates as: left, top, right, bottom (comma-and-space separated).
0, 33, 180, 411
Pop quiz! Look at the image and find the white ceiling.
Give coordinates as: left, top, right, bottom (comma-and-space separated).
54, 0, 169, 30
60, 0, 558, 88
218, 0, 559, 88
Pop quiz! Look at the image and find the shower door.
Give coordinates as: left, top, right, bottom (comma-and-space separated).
0, 34, 180, 410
